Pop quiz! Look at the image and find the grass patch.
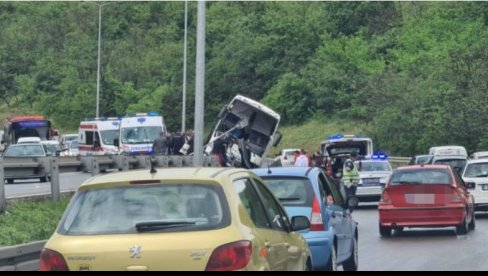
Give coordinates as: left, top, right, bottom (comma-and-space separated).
272, 118, 370, 156
0, 196, 71, 246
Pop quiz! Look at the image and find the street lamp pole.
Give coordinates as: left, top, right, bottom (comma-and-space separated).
96, 4, 102, 118
193, 0, 205, 166
181, 0, 188, 133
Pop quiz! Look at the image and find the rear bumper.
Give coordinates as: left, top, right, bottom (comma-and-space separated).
379, 205, 465, 227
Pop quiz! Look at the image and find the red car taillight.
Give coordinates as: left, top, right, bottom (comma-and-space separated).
39, 248, 69, 271
310, 197, 325, 231
380, 190, 392, 205
205, 241, 252, 271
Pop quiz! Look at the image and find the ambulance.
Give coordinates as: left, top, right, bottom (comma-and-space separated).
114, 112, 165, 155
78, 118, 120, 156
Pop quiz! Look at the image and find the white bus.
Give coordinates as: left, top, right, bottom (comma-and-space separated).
115, 112, 165, 155
78, 118, 120, 156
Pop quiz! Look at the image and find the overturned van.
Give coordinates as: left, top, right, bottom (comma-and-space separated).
205, 95, 282, 169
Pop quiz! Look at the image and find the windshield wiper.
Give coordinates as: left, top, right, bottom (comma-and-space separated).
135, 221, 196, 232
279, 197, 301, 201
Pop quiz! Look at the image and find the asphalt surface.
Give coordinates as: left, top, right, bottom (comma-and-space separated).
354, 203, 488, 271
4, 172, 92, 198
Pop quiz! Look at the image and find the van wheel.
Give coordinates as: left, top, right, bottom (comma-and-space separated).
6, 179, 14, 184
40, 176, 47, 183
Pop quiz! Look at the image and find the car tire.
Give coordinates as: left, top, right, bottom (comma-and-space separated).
468, 212, 476, 231
456, 217, 469, 235
6, 179, 14, 184
343, 235, 358, 271
40, 176, 47, 183
305, 258, 312, 271
325, 244, 337, 271
379, 225, 392, 237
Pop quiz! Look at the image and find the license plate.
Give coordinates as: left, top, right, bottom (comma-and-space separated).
405, 194, 435, 204
483, 185, 488, 191
362, 178, 380, 186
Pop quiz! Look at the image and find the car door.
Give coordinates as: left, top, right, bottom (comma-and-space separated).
251, 177, 306, 271
320, 173, 354, 260
233, 178, 287, 271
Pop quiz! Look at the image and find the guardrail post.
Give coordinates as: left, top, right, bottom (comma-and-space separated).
91, 156, 100, 176
50, 157, 60, 202
0, 157, 5, 213
122, 155, 129, 171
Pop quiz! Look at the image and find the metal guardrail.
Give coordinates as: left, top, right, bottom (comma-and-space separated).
0, 240, 46, 271
388, 156, 411, 163
0, 155, 219, 214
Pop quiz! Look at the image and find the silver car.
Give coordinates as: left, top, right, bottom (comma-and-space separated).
355, 159, 392, 201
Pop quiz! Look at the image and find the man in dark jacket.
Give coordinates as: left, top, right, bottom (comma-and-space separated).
152, 131, 168, 155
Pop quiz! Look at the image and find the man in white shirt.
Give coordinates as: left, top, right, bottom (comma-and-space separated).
294, 149, 309, 167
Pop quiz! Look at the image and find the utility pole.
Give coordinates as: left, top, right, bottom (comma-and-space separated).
96, 3, 102, 117
193, 0, 205, 166
182, 0, 188, 133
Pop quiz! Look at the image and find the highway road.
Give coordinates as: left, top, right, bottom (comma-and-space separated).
355, 204, 488, 271
4, 172, 93, 198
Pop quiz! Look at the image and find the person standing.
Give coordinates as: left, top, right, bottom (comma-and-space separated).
342, 152, 360, 196
152, 131, 168, 155
294, 149, 309, 167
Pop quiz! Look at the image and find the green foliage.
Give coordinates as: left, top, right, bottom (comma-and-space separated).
1, 2, 488, 157
0, 197, 71, 246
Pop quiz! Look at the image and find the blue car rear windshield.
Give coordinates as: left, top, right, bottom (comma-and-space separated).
259, 176, 314, 207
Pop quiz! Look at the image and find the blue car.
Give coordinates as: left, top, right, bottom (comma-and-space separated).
253, 167, 358, 271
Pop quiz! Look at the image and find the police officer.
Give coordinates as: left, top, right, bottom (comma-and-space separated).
342, 151, 360, 196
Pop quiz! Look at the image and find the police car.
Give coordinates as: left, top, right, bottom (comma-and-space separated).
354, 152, 392, 201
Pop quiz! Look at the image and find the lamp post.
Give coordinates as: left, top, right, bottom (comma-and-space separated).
193, 0, 205, 166
90, 2, 114, 118
182, 0, 188, 133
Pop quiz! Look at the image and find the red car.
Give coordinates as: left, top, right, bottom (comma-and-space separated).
379, 164, 475, 237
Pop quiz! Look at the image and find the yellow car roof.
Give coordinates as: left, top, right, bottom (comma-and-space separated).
79, 167, 250, 190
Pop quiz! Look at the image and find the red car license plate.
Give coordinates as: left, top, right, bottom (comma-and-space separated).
405, 194, 435, 204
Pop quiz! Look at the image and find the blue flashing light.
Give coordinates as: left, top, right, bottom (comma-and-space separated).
148, 111, 159, 116
372, 152, 388, 160
327, 133, 344, 140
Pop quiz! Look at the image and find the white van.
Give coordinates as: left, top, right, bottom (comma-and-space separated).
429, 145, 468, 173
78, 118, 120, 156
115, 112, 165, 155
205, 95, 282, 168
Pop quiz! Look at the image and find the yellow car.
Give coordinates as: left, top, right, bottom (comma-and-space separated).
40, 167, 312, 271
